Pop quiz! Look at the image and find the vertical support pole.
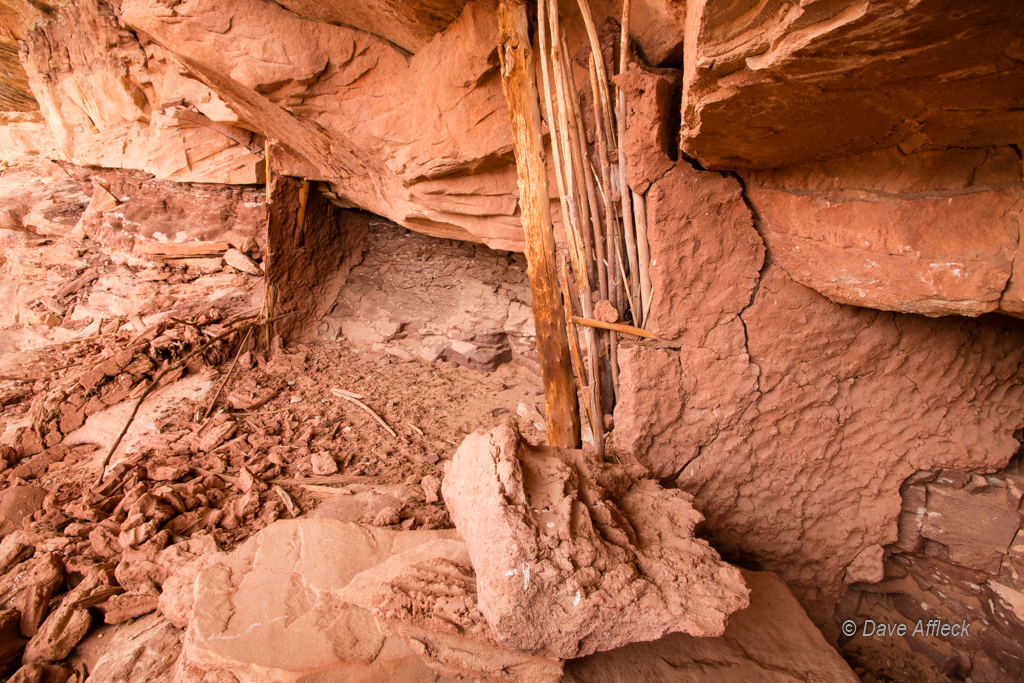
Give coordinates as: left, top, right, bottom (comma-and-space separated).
498, 0, 581, 448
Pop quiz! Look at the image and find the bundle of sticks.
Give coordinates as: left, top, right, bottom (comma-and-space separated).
535, 0, 653, 456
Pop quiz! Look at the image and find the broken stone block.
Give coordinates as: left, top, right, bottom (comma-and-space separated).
0, 485, 46, 538
0, 608, 27, 670
103, 590, 160, 625
921, 485, 1022, 573
6, 663, 72, 683
565, 570, 859, 682
0, 531, 36, 575
372, 505, 402, 527
0, 552, 63, 637
310, 451, 338, 476
223, 248, 261, 275
23, 574, 104, 663
86, 613, 182, 683
199, 421, 237, 452
341, 538, 563, 683
441, 420, 749, 659
87, 184, 119, 213
177, 518, 459, 681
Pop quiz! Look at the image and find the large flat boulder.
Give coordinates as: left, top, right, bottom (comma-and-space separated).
565, 569, 860, 682
178, 517, 460, 682
441, 420, 749, 660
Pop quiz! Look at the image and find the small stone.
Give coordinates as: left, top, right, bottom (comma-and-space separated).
87, 184, 119, 213
935, 469, 971, 488
311, 452, 339, 476
964, 474, 988, 494
222, 230, 257, 254
199, 421, 237, 452
223, 248, 262, 275
420, 475, 441, 505
372, 506, 402, 527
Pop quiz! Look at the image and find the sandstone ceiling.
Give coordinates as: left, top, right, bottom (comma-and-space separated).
681, 0, 1024, 169
1, 0, 1022, 317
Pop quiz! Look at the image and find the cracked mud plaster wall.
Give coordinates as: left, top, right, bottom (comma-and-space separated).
612, 159, 1024, 637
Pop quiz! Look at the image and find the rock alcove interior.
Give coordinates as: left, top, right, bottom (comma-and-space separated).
0, 0, 1023, 682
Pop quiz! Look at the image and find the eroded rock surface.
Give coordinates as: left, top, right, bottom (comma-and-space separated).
743, 146, 1024, 317
681, 0, 1024, 169
178, 517, 460, 682
617, 263, 1024, 630
341, 537, 564, 683
566, 569, 859, 683
21, 0, 264, 184
442, 420, 749, 660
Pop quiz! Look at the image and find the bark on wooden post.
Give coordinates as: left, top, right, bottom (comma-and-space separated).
498, 0, 581, 448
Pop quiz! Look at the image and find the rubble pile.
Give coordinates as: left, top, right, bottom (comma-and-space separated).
840, 460, 1024, 682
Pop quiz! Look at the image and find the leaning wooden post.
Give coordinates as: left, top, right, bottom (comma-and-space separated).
498, 0, 581, 448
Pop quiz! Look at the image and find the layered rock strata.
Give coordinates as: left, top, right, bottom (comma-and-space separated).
839, 463, 1024, 682
743, 146, 1024, 317
680, 0, 1024, 169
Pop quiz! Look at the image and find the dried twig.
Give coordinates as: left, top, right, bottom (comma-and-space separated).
95, 312, 295, 484
330, 388, 397, 437
331, 388, 364, 400
202, 327, 252, 421
271, 474, 376, 486
571, 316, 655, 338
273, 484, 300, 516
236, 388, 280, 413
633, 191, 652, 326
299, 484, 355, 497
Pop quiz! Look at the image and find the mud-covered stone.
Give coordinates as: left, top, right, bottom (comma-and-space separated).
442, 420, 749, 659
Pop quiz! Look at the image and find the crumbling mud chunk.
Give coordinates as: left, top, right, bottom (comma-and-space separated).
441, 419, 749, 659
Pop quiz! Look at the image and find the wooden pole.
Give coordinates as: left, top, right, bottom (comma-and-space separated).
616, 0, 641, 324
498, 0, 581, 448
633, 190, 652, 327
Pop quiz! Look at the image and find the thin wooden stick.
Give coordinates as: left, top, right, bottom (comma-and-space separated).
575, 0, 615, 146
588, 55, 622, 313
330, 388, 396, 437
202, 327, 252, 421
632, 191, 652, 328
537, 0, 574, 244
331, 388, 364, 400
580, 105, 607, 301
571, 316, 656, 338
547, 0, 588, 291
271, 474, 376, 486
559, 34, 595, 291
273, 485, 300, 516
559, 259, 596, 440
